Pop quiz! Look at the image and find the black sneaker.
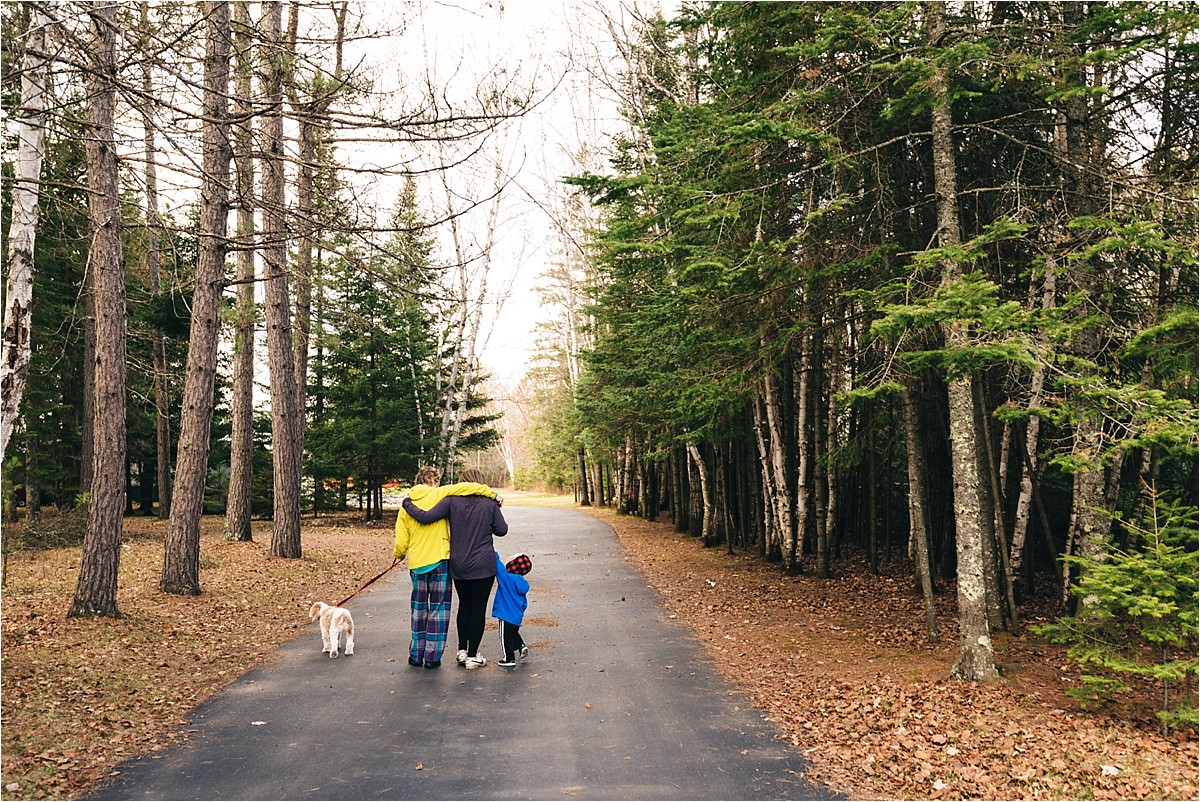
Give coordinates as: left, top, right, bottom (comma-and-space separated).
423, 660, 441, 669
497, 658, 516, 667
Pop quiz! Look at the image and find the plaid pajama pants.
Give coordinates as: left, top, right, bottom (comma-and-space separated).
409, 561, 451, 664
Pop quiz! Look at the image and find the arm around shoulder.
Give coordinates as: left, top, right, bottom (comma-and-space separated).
441, 481, 496, 499
403, 496, 450, 524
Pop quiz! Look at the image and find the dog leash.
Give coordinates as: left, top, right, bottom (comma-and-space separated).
336, 557, 401, 607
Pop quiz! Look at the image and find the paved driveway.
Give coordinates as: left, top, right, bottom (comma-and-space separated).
91, 506, 836, 800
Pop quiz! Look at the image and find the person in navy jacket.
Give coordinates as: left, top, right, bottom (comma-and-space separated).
492, 552, 531, 667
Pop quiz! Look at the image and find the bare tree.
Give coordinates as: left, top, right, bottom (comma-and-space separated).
162, 1, 232, 595
261, 0, 302, 558
225, 0, 257, 541
139, 1, 173, 518
70, 1, 126, 618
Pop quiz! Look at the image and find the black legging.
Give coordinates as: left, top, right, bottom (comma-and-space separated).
453, 575, 495, 657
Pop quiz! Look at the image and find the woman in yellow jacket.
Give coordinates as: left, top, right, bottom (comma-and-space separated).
395, 466, 498, 668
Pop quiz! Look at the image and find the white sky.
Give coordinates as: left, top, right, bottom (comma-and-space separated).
342, 0, 637, 387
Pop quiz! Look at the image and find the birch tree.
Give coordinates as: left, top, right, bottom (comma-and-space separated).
1, 4, 49, 460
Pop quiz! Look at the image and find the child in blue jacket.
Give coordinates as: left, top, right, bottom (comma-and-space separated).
492, 552, 532, 667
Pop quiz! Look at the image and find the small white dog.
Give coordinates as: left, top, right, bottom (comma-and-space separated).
308, 601, 355, 658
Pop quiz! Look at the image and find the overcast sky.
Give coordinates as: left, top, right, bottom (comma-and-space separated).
346, 0, 637, 388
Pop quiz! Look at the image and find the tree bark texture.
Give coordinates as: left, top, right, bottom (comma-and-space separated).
71, 4, 126, 618
162, 1, 232, 595
1, 5, 49, 460
261, 0, 303, 558
901, 384, 940, 643
929, 2, 997, 680
763, 362, 795, 568
140, 1, 173, 519
225, 0, 257, 541
687, 444, 714, 544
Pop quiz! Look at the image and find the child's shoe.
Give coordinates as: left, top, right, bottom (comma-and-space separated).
518, 646, 529, 660
497, 658, 516, 668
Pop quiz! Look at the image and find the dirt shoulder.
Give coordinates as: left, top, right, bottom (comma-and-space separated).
586, 506, 1198, 800
1, 502, 1195, 801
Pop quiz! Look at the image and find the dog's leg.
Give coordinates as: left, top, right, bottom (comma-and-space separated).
320, 617, 332, 654
328, 619, 341, 658
345, 617, 354, 656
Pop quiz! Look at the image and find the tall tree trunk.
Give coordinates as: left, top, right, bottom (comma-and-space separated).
975, 375, 1019, 632
751, 397, 779, 559
686, 444, 713, 544
901, 384, 940, 643
70, 4, 126, 618
813, 325, 830, 578
139, 1, 173, 519
1, 4, 49, 460
763, 362, 796, 569
794, 336, 812, 572
162, 1, 232, 595
577, 448, 591, 506
81, 287, 96, 497
867, 403, 880, 575
929, 1, 997, 680
262, 0, 303, 558
1010, 252, 1056, 577
225, 0, 257, 541
824, 317, 843, 565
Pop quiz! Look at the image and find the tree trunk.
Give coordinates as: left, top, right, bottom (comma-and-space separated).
70, 4, 126, 618
140, 2, 173, 519
763, 362, 796, 569
577, 448, 591, 505
687, 444, 713, 544
975, 375, 1019, 632
751, 397, 779, 560
867, 403, 880, 575
262, 0, 303, 558
901, 384, 940, 643
162, 1, 232, 596
1010, 252, 1056, 578
929, 2, 996, 679
225, 0, 256, 541
1, 4, 49, 460
813, 326, 830, 578
824, 317, 843, 568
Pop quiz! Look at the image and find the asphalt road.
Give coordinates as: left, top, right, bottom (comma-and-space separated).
91, 506, 837, 801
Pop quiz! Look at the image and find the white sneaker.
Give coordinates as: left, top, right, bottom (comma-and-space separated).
455, 649, 468, 665
464, 655, 487, 669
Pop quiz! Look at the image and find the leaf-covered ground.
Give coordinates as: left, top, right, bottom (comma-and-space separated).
588, 507, 1198, 801
1, 500, 1196, 800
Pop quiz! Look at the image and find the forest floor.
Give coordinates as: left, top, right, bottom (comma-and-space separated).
0, 496, 1196, 801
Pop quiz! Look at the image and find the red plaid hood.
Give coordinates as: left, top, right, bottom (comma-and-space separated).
505, 553, 532, 575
